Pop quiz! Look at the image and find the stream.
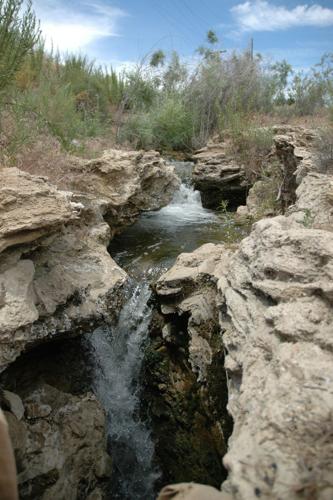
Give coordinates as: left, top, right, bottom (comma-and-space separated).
87, 161, 247, 499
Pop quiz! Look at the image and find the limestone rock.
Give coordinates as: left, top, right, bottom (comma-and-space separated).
156, 243, 233, 381
156, 160, 333, 499
0, 149, 180, 370
69, 149, 180, 235
192, 144, 248, 209
220, 177, 333, 498
5, 384, 110, 500
0, 220, 127, 370
143, 244, 233, 487
0, 168, 73, 253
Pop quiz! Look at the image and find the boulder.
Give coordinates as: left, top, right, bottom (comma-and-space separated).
192, 143, 248, 209
157, 159, 333, 499
68, 149, 180, 236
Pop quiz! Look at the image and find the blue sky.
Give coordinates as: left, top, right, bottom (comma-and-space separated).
33, 0, 333, 71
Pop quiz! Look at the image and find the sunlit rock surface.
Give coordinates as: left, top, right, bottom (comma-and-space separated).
157, 156, 333, 499
0, 150, 179, 369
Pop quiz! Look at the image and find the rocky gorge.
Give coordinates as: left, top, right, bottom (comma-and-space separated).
0, 126, 332, 500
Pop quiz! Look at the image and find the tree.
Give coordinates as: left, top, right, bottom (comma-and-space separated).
150, 50, 165, 68
207, 30, 218, 45
0, 0, 40, 93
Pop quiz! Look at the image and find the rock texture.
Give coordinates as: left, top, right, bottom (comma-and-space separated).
69, 149, 180, 237
157, 145, 333, 499
4, 385, 110, 500
220, 181, 333, 500
142, 244, 233, 488
237, 126, 318, 219
0, 151, 179, 370
192, 142, 248, 209
0, 168, 73, 253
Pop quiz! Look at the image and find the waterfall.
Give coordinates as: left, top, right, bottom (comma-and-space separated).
88, 283, 159, 500
88, 161, 239, 498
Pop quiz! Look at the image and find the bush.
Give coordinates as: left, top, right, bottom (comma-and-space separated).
0, 0, 40, 93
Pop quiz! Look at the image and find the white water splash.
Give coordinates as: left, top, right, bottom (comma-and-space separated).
88, 284, 159, 499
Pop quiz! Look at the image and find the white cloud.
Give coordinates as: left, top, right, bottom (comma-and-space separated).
231, 0, 333, 32
33, 1, 127, 53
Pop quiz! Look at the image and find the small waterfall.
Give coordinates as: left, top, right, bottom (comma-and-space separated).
88, 161, 246, 498
88, 283, 159, 500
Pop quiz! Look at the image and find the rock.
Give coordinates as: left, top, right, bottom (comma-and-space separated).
156, 243, 233, 382
0, 149, 180, 370
0, 168, 73, 253
192, 143, 248, 209
5, 384, 110, 500
2, 390, 24, 421
238, 126, 318, 219
68, 149, 180, 236
142, 244, 233, 488
158, 483, 230, 500
219, 169, 333, 499
0, 221, 127, 370
154, 161, 333, 499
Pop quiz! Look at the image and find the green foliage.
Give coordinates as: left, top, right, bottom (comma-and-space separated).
207, 30, 218, 45
150, 50, 165, 68
0, 0, 40, 92
120, 96, 193, 150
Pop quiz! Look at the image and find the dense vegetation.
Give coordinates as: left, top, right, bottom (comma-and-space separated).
0, 0, 332, 164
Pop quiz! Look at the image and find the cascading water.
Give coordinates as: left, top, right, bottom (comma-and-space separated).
88, 283, 158, 499
87, 161, 248, 499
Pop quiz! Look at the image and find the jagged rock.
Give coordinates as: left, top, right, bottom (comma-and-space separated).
5, 384, 110, 500
142, 244, 233, 488
0, 219, 127, 370
68, 149, 180, 236
0, 168, 73, 253
158, 163, 333, 499
236, 126, 318, 219
220, 212, 333, 499
155, 243, 233, 382
0, 150, 180, 370
192, 143, 248, 209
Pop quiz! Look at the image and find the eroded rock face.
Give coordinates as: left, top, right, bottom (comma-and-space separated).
0, 168, 73, 253
237, 126, 318, 219
192, 143, 248, 209
142, 244, 233, 488
4, 384, 110, 500
157, 159, 333, 499
0, 150, 180, 370
220, 212, 333, 500
69, 149, 180, 236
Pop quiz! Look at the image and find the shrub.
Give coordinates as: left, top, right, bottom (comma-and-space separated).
0, 0, 40, 93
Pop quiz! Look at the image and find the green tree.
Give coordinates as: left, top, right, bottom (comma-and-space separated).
150, 50, 165, 68
0, 0, 40, 93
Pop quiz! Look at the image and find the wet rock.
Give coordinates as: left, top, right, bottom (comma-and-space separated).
142, 244, 233, 488
4, 384, 109, 500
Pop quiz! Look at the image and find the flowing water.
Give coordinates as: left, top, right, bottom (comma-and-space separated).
87, 161, 249, 499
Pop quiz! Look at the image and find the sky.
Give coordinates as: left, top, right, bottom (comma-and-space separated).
32, 0, 333, 72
